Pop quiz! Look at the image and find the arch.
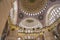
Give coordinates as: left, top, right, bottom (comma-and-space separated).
46, 4, 60, 26
19, 17, 43, 29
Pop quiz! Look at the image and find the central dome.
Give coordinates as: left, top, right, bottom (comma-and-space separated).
20, 0, 48, 15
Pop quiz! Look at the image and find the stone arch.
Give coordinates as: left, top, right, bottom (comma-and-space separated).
46, 4, 60, 26
19, 17, 43, 29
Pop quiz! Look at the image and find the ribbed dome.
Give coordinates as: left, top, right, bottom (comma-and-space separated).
19, 0, 48, 14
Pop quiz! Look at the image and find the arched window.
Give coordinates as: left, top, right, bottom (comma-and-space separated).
46, 4, 60, 26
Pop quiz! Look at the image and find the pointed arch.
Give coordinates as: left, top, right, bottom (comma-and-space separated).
46, 4, 60, 26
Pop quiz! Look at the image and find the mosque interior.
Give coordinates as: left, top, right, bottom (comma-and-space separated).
0, 0, 60, 40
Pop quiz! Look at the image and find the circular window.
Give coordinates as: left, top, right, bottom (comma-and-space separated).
18, 13, 24, 19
